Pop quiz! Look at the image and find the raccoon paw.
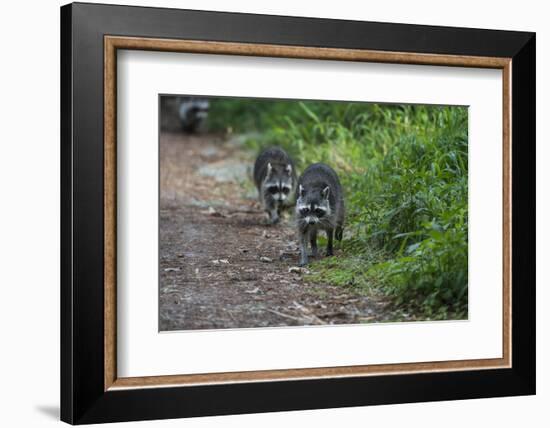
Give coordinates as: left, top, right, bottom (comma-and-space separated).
263, 216, 278, 225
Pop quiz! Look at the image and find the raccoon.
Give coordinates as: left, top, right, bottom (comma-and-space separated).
178, 97, 209, 134
253, 147, 297, 224
295, 163, 344, 266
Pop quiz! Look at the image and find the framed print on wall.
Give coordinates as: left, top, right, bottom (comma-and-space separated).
60, 2, 536, 424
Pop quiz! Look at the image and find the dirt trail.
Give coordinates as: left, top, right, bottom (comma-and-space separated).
159, 133, 389, 331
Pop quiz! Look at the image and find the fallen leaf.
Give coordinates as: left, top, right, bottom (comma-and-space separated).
202, 206, 225, 217
260, 256, 273, 263
288, 266, 309, 274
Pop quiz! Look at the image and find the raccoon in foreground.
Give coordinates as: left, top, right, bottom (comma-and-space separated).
253, 147, 297, 224
295, 163, 344, 266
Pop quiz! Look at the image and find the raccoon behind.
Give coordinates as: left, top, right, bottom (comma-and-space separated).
253, 147, 297, 224
295, 163, 345, 266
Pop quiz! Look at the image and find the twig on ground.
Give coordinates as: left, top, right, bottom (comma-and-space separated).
292, 301, 327, 325
318, 311, 348, 318
266, 308, 304, 322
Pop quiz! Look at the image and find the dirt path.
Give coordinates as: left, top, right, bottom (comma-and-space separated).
159, 133, 390, 331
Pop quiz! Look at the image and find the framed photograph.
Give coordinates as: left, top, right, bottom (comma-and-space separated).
61, 2, 535, 424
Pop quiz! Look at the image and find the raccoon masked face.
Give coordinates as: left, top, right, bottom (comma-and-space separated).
296, 185, 331, 226
263, 163, 294, 202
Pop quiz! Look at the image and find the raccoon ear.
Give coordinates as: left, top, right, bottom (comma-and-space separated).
285, 164, 292, 175
266, 162, 273, 177
322, 186, 330, 200
298, 184, 305, 198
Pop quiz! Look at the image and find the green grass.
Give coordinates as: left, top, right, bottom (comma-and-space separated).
207, 98, 469, 320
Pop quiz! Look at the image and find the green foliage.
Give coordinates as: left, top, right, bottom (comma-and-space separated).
207, 98, 469, 319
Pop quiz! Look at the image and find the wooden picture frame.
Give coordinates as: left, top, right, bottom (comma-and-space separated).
61, 2, 535, 424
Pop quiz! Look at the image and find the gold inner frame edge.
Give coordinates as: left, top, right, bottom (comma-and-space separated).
104, 36, 512, 391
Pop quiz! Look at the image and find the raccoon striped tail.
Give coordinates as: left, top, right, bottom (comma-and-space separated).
335, 226, 343, 241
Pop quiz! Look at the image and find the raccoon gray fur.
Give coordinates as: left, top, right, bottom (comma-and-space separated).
295, 163, 344, 266
253, 147, 297, 224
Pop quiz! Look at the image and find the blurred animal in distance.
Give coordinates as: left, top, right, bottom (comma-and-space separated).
178, 97, 209, 134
